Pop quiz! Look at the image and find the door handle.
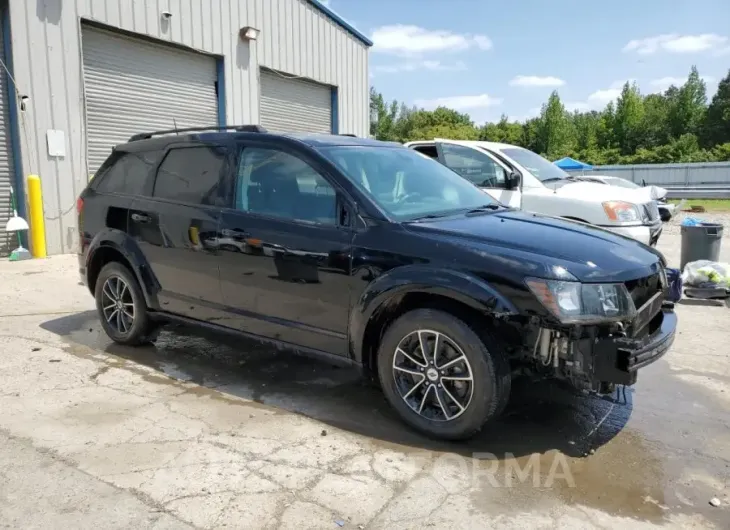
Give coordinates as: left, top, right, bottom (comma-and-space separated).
131, 213, 151, 224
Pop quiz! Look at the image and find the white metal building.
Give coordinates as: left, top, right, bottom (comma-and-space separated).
1, 0, 371, 255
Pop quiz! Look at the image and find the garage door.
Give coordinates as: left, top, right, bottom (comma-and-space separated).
260, 70, 333, 134
81, 26, 219, 175
0, 22, 17, 256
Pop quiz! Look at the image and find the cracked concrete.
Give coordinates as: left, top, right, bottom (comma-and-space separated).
0, 232, 728, 529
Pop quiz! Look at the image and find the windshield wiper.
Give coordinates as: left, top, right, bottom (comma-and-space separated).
407, 212, 457, 222
541, 177, 567, 183
464, 204, 505, 216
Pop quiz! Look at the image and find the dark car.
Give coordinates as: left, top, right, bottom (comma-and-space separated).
77, 125, 677, 440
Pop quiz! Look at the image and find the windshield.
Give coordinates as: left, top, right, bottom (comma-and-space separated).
500, 147, 569, 182
605, 177, 640, 189
319, 146, 499, 220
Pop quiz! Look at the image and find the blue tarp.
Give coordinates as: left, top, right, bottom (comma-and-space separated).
553, 157, 593, 171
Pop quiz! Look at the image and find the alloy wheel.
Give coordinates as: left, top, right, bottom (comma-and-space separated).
101, 276, 135, 334
392, 329, 474, 422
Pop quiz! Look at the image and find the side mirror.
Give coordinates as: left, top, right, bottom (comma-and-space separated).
507, 171, 521, 190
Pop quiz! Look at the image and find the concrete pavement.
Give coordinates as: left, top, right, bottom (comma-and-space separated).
0, 227, 728, 529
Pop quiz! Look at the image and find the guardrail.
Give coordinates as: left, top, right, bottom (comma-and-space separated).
664, 186, 730, 199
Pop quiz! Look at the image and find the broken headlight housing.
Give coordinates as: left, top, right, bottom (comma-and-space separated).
526, 278, 637, 324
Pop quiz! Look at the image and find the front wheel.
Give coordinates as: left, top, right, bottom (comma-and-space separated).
95, 262, 157, 346
377, 309, 511, 441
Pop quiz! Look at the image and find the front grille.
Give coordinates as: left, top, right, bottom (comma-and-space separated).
643, 202, 660, 222
625, 272, 661, 309
625, 271, 665, 337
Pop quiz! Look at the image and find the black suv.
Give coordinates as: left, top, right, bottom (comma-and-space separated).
77, 125, 677, 440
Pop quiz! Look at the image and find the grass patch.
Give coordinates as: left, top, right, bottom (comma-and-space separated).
669, 199, 730, 212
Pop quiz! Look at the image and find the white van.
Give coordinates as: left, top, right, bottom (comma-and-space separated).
405, 139, 663, 246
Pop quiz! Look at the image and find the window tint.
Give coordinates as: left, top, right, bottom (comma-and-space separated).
95, 151, 160, 195
235, 147, 336, 225
440, 144, 506, 188
153, 146, 226, 205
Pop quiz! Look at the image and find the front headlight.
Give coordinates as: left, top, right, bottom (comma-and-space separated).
602, 201, 641, 222
526, 278, 636, 323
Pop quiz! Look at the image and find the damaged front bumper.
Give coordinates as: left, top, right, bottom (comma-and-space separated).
587, 305, 677, 386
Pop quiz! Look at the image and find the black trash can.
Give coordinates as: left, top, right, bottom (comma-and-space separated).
680, 223, 723, 270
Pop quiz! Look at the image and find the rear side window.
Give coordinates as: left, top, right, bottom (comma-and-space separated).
95, 151, 160, 195
153, 146, 227, 205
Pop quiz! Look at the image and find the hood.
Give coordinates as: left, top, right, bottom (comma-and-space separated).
638, 185, 667, 201
548, 181, 651, 204
405, 209, 663, 283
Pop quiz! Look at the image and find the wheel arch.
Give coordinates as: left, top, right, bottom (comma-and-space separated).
86, 229, 160, 308
349, 267, 519, 378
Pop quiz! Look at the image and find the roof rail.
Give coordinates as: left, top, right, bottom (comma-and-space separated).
338, 133, 357, 137
128, 125, 268, 142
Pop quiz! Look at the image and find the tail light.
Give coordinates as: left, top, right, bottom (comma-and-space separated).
76, 196, 84, 215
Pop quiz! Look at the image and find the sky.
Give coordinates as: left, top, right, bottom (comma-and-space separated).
320, 0, 730, 125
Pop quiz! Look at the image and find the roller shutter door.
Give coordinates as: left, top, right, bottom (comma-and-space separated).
260, 70, 332, 134
81, 26, 218, 175
0, 22, 17, 257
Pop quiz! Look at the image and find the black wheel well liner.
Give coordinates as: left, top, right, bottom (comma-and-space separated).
86, 246, 136, 296
360, 291, 522, 380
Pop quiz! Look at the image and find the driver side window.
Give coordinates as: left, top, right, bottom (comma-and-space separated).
440, 144, 506, 188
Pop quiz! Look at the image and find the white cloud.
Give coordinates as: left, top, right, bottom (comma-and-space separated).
373, 60, 467, 75
623, 33, 728, 55
650, 75, 716, 92
587, 88, 622, 106
565, 102, 590, 112
509, 75, 565, 88
371, 25, 492, 56
414, 94, 502, 111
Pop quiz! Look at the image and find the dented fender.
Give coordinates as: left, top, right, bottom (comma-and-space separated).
348, 265, 519, 364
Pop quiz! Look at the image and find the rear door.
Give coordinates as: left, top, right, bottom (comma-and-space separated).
128, 142, 230, 322
434, 140, 522, 208
80, 150, 158, 254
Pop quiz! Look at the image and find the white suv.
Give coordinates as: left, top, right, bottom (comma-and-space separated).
405, 139, 663, 246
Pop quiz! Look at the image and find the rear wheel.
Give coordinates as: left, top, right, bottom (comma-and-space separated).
95, 262, 158, 346
377, 309, 510, 440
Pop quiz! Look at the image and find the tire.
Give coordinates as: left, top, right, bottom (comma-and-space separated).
94, 262, 157, 346
377, 309, 511, 441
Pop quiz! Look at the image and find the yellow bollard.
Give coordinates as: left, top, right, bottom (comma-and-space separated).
26, 175, 47, 258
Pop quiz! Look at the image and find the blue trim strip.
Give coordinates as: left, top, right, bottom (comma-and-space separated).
2, 3, 27, 232
330, 87, 339, 134
216, 57, 226, 127
306, 0, 372, 47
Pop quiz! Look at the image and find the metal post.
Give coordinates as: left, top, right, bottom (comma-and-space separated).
26, 175, 47, 258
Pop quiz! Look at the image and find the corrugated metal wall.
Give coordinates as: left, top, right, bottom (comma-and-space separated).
8, 0, 370, 255
565, 162, 730, 186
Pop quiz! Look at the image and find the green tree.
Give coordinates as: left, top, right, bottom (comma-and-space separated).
642, 93, 671, 148
479, 115, 524, 144
369, 87, 399, 141
703, 69, 730, 147
667, 66, 707, 138
614, 82, 645, 154
536, 91, 576, 159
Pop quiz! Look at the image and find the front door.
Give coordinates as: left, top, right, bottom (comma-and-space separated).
128, 143, 230, 322
435, 141, 522, 208
217, 144, 354, 356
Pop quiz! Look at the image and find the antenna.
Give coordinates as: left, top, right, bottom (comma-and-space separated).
173, 118, 179, 135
